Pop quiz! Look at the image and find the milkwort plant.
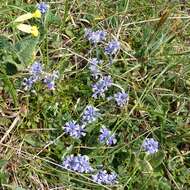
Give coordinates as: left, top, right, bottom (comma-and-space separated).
22, 62, 59, 91
60, 27, 152, 185
16, 12, 159, 187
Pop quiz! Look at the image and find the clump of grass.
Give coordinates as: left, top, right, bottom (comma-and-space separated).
0, 0, 190, 189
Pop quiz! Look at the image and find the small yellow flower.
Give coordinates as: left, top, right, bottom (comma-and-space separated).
17, 24, 32, 34
31, 26, 39, 37
32, 10, 41, 18
14, 10, 41, 23
32, 51, 36, 61
16, 24, 39, 37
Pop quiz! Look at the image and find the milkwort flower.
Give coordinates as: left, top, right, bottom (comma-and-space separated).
44, 70, 59, 90
63, 120, 86, 139
89, 58, 103, 79
22, 76, 38, 90
142, 138, 159, 154
37, 2, 48, 14
92, 76, 112, 98
85, 28, 106, 44
22, 62, 42, 90
30, 61, 42, 75
105, 40, 120, 55
114, 91, 128, 107
62, 155, 93, 173
82, 105, 100, 124
92, 170, 118, 185
99, 126, 117, 146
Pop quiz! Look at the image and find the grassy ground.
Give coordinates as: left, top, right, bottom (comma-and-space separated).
0, 0, 190, 189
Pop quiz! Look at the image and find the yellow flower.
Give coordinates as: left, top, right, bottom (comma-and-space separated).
17, 24, 32, 33
32, 51, 36, 61
14, 10, 41, 23
31, 26, 39, 37
32, 10, 41, 18
16, 24, 39, 37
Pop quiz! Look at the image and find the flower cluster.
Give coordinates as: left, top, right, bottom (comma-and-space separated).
89, 58, 103, 79
85, 29, 107, 44
142, 138, 159, 154
85, 29, 127, 108
63, 120, 86, 139
62, 155, 93, 173
92, 170, 118, 185
15, 2, 48, 37
37, 2, 48, 14
30, 61, 42, 75
105, 40, 120, 55
22, 61, 59, 91
61, 28, 159, 188
23, 61, 42, 90
63, 105, 100, 140
43, 70, 59, 90
114, 91, 129, 107
99, 127, 117, 146
22, 76, 37, 91
82, 105, 100, 124
92, 76, 112, 99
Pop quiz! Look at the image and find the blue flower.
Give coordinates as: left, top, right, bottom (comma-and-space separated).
106, 172, 118, 185
92, 76, 112, 98
37, 2, 48, 14
89, 65, 101, 79
105, 40, 120, 55
62, 155, 93, 173
22, 62, 42, 90
89, 58, 102, 66
85, 28, 106, 44
44, 70, 59, 90
62, 155, 77, 170
82, 105, 100, 124
44, 75, 54, 90
142, 138, 159, 154
92, 170, 117, 185
64, 120, 86, 139
46, 81, 55, 90
30, 62, 42, 75
114, 91, 128, 107
89, 58, 103, 79
22, 76, 38, 90
99, 127, 117, 146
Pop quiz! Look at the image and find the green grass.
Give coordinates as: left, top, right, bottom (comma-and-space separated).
0, 0, 190, 189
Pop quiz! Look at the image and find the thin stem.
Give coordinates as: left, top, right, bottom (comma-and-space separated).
111, 83, 125, 92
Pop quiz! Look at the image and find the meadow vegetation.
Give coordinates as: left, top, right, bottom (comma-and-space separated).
0, 0, 190, 189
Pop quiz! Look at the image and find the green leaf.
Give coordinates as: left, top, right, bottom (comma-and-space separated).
0, 35, 24, 73
139, 160, 153, 173
0, 171, 7, 184
5, 62, 18, 75
0, 117, 11, 126
65, 24, 75, 38
0, 71, 18, 106
0, 160, 7, 168
45, 11, 61, 25
24, 135, 37, 147
15, 187, 26, 190
158, 178, 171, 190
148, 151, 165, 168
0, 35, 12, 50
15, 37, 38, 65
